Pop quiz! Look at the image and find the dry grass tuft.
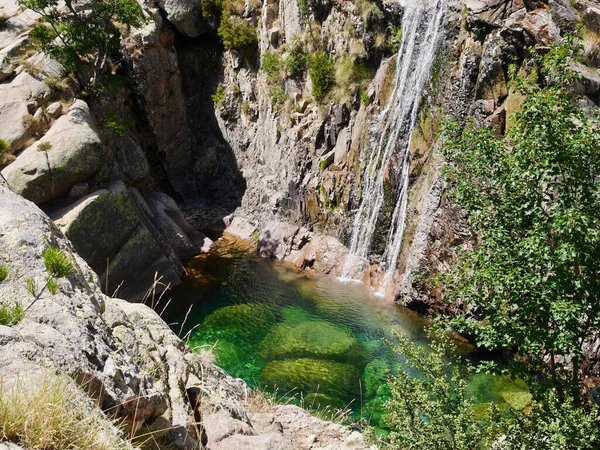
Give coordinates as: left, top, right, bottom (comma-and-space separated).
0, 375, 128, 450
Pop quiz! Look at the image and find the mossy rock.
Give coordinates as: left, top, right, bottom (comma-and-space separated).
467, 373, 530, 406
260, 320, 360, 361
200, 303, 277, 344
280, 306, 315, 324
362, 359, 390, 399
303, 393, 346, 410
260, 358, 359, 399
502, 391, 532, 411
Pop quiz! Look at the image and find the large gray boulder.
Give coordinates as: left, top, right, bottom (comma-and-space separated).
156, 0, 207, 37
1, 100, 106, 205
51, 180, 184, 301
0, 185, 167, 425
0, 71, 52, 152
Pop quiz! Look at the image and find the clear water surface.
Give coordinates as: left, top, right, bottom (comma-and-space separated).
162, 237, 527, 429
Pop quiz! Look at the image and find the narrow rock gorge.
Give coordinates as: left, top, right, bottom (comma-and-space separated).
0, 0, 599, 446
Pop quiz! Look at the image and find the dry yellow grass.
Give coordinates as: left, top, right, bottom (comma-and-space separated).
0, 375, 128, 450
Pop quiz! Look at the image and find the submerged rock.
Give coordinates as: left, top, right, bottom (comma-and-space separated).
260, 320, 360, 361
362, 359, 391, 399
200, 303, 278, 344
260, 358, 359, 399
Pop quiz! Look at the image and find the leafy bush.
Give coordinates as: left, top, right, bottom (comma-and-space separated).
0, 265, 7, 282
383, 332, 494, 449
309, 51, 334, 102
24, 247, 74, 312
0, 303, 24, 326
440, 36, 600, 401
383, 331, 600, 449
262, 50, 283, 84
21, 0, 146, 85
37, 141, 52, 152
218, 0, 257, 52
43, 247, 74, 278
211, 84, 225, 106
286, 43, 307, 78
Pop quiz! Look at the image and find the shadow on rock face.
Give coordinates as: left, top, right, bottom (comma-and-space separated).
175, 31, 247, 217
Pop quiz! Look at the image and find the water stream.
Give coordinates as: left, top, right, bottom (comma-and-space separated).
164, 240, 528, 431
342, 0, 445, 287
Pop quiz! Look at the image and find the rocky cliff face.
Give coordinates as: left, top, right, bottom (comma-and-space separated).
3, 0, 598, 311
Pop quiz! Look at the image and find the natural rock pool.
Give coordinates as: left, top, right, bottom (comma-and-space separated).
163, 237, 528, 430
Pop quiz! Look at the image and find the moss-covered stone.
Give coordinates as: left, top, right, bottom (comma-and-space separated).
362, 359, 390, 398
201, 303, 277, 345
260, 358, 359, 399
260, 320, 359, 361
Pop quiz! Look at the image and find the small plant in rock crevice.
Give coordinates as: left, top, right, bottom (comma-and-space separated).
211, 84, 226, 107
0, 139, 10, 155
25, 247, 74, 312
0, 264, 8, 282
0, 303, 25, 326
309, 51, 334, 102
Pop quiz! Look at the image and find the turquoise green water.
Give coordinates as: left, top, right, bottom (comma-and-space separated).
163, 241, 528, 428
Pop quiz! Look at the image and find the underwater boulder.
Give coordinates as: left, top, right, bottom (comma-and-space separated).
260, 358, 359, 399
260, 320, 360, 361
362, 359, 390, 399
200, 303, 277, 344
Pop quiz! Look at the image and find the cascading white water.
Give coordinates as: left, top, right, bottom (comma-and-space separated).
341, 0, 445, 285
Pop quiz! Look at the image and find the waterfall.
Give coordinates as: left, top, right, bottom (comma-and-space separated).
341, 0, 445, 285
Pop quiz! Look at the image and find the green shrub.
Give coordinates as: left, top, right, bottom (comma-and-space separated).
20, 0, 146, 85
218, 1, 257, 52
211, 84, 225, 106
262, 50, 283, 84
333, 56, 374, 102
298, 0, 310, 22
0, 265, 8, 282
43, 247, 73, 278
0, 303, 24, 326
37, 141, 52, 152
383, 330, 600, 449
0, 139, 10, 154
270, 85, 287, 107
360, 91, 370, 105
286, 43, 307, 78
309, 51, 334, 102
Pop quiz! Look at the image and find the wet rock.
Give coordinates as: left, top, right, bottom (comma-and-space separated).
475, 31, 509, 104
260, 320, 359, 360
1, 100, 106, 205
260, 358, 359, 399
